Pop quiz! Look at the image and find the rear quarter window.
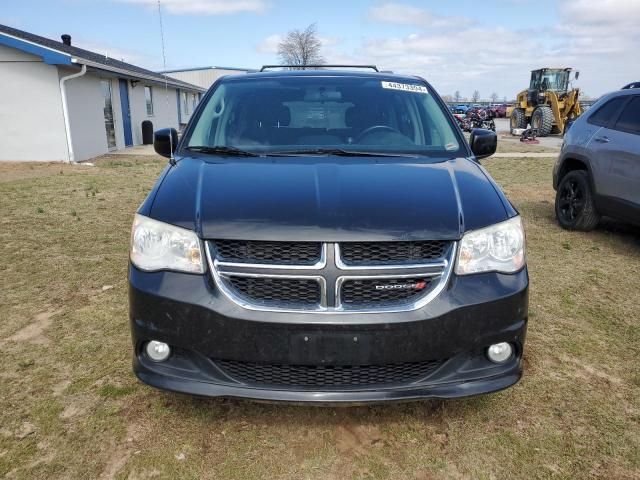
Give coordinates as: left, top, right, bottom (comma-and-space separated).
587, 96, 627, 127
613, 96, 640, 134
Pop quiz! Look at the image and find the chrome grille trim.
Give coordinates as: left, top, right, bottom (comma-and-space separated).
205, 241, 456, 315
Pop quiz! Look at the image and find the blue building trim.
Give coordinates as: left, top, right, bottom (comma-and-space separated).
0, 33, 72, 65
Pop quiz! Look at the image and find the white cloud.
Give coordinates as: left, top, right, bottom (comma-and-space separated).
368, 3, 473, 29
256, 34, 282, 54
560, 0, 640, 26
354, 0, 640, 97
115, 0, 269, 15
250, 0, 637, 98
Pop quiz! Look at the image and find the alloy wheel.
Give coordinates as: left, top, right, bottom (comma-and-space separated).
558, 179, 584, 222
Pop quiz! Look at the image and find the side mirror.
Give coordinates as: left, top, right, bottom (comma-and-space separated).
575, 71, 580, 80
469, 128, 497, 160
153, 128, 178, 158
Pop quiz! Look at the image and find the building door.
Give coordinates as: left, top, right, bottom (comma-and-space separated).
119, 79, 133, 146
100, 80, 116, 150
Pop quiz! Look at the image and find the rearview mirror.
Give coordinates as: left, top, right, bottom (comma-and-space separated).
154, 128, 178, 158
469, 128, 497, 160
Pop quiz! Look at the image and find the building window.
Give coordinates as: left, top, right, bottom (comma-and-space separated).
192, 93, 197, 111
182, 92, 190, 115
145, 86, 154, 116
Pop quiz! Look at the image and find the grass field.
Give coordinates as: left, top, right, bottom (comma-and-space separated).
0, 152, 638, 479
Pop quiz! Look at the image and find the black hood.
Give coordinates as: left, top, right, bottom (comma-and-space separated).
147, 156, 514, 241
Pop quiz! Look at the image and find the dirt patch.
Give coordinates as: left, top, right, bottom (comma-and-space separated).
59, 395, 95, 421
98, 423, 141, 480
560, 354, 624, 386
335, 423, 384, 456
3, 310, 59, 345
52, 379, 72, 397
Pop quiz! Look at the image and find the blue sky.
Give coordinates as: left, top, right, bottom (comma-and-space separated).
3, 0, 638, 98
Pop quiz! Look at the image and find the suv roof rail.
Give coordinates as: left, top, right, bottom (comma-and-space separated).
622, 82, 640, 89
260, 64, 379, 72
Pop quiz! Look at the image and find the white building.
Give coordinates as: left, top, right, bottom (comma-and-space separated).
0, 24, 205, 163
159, 66, 256, 90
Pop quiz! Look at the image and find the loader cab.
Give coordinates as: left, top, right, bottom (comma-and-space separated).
528, 68, 572, 105
530, 69, 571, 93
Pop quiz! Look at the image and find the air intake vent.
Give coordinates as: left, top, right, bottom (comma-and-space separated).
211, 240, 322, 265
226, 276, 321, 306
340, 241, 450, 265
217, 359, 445, 388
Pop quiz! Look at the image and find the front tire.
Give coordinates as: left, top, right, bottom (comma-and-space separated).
555, 170, 600, 231
531, 107, 554, 136
510, 108, 527, 134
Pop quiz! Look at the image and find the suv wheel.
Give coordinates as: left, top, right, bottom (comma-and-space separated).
555, 170, 600, 231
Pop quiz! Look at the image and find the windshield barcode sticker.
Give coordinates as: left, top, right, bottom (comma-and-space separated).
381, 81, 428, 94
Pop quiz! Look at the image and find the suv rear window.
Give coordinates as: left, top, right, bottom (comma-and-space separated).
186, 76, 462, 157
614, 96, 640, 134
588, 96, 627, 127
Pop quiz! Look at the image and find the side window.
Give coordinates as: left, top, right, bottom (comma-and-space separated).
587, 97, 627, 127
613, 96, 640, 134
182, 92, 190, 115
144, 86, 153, 116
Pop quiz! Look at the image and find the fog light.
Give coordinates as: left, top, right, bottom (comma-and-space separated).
145, 340, 171, 362
487, 342, 513, 364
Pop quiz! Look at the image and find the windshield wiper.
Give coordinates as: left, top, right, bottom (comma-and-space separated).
267, 148, 418, 158
185, 145, 260, 157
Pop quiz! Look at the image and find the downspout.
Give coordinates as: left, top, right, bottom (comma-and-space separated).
59, 64, 87, 163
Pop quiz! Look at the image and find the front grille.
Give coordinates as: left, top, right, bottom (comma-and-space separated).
226, 276, 321, 306
211, 240, 322, 265
340, 241, 450, 265
217, 359, 444, 388
341, 277, 435, 307
209, 240, 453, 313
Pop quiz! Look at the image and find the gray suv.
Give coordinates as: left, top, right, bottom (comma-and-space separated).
553, 85, 640, 230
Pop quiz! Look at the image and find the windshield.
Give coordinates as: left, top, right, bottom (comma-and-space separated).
185, 76, 462, 156
531, 70, 570, 92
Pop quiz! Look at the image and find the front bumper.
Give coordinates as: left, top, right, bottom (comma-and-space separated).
129, 265, 528, 403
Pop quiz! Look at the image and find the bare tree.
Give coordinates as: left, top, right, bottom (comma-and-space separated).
490, 92, 499, 103
277, 23, 325, 69
471, 90, 480, 103
442, 94, 453, 102
453, 90, 461, 102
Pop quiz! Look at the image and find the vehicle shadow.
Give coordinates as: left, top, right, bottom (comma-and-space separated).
157, 388, 498, 429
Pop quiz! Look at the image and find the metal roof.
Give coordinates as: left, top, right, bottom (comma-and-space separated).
159, 66, 258, 73
0, 23, 204, 92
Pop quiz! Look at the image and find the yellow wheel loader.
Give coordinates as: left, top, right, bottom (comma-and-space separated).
508, 68, 582, 136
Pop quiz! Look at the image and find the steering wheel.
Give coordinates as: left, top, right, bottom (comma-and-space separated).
355, 125, 401, 143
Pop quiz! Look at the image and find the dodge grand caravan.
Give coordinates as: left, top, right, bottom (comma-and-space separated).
129, 68, 528, 403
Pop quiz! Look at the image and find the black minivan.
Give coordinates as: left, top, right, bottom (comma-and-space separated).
129, 68, 528, 403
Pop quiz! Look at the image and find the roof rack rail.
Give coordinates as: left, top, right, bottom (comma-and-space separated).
260, 64, 379, 72
622, 81, 640, 89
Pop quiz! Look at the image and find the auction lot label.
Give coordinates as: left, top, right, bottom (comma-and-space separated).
381, 81, 428, 94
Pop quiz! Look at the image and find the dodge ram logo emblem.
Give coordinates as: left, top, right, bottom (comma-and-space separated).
375, 281, 427, 291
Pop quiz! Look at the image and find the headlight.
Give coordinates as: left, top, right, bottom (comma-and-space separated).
130, 214, 204, 273
455, 216, 525, 275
